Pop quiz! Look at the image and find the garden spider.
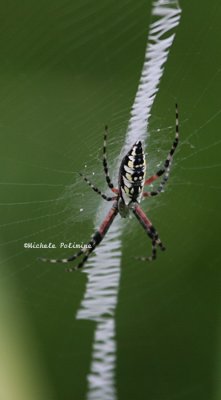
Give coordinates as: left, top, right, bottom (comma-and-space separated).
40, 104, 179, 271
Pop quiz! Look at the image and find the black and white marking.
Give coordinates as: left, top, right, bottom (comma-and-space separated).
119, 140, 146, 205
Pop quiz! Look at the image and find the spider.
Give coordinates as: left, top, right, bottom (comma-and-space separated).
40, 104, 179, 271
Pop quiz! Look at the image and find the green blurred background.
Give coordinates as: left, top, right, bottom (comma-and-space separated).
0, 1, 220, 399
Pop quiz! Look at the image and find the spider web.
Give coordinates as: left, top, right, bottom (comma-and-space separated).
0, 1, 220, 400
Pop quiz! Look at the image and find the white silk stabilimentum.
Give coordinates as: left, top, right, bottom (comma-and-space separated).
77, 1, 181, 399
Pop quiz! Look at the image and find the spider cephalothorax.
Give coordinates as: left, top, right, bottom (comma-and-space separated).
40, 105, 179, 270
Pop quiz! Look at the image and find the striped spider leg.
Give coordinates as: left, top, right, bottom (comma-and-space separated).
143, 104, 179, 198
103, 125, 119, 194
78, 125, 119, 200
39, 126, 119, 270
79, 173, 117, 201
39, 202, 118, 270
133, 203, 165, 261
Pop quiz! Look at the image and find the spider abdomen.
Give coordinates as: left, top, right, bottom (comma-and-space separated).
119, 140, 146, 205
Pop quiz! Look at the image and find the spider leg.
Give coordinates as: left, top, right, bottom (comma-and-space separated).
39, 202, 119, 270
103, 125, 119, 194
79, 173, 117, 201
133, 204, 165, 261
65, 242, 94, 271
66, 202, 119, 271
143, 104, 179, 195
